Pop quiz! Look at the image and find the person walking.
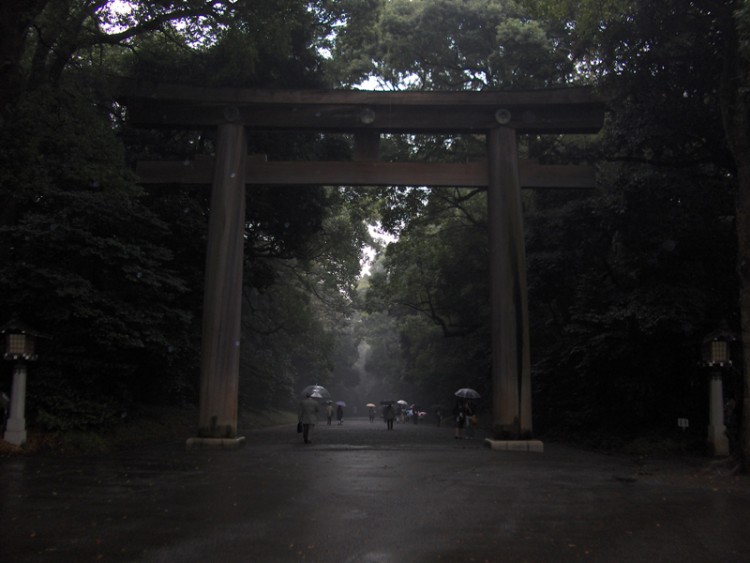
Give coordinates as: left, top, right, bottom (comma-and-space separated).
336, 404, 344, 425
385, 403, 395, 430
325, 402, 333, 425
298, 393, 319, 444
465, 401, 475, 439
453, 399, 466, 439
368, 405, 376, 423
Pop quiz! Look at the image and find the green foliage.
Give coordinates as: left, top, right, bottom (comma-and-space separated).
362, 187, 491, 404
527, 166, 737, 435
0, 1, 375, 433
0, 85, 198, 412
239, 183, 378, 409
356, 311, 405, 384
348, 0, 742, 444
35, 395, 119, 432
123, 0, 332, 89
332, 0, 573, 88
0, 0, 743, 452
240, 271, 336, 409
520, 0, 741, 437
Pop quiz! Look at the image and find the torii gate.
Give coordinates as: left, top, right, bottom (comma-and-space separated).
118, 82, 605, 448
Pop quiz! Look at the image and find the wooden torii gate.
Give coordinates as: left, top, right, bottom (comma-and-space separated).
118, 82, 605, 448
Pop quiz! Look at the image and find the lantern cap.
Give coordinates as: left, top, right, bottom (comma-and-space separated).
0, 318, 50, 339
701, 321, 737, 345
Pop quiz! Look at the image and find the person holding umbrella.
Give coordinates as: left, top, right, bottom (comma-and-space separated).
453, 388, 480, 440
453, 398, 466, 439
298, 392, 320, 444
336, 401, 345, 425
396, 399, 408, 424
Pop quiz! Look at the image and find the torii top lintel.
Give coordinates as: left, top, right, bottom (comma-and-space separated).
117, 81, 605, 135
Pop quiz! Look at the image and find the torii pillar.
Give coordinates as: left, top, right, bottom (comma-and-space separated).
488, 126, 532, 440
186, 121, 247, 449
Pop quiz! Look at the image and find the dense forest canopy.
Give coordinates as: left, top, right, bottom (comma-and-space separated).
0, 0, 748, 462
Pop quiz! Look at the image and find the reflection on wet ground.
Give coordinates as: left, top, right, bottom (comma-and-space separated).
1, 418, 749, 562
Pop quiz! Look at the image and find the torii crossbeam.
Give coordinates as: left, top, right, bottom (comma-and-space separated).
116, 81, 605, 448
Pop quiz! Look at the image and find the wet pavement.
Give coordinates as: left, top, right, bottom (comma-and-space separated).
1, 418, 749, 563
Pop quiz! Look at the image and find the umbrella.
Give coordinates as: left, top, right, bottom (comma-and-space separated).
336, 400, 347, 407
396, 399, 408, 406
455, 388, 481, 399
302, 384, 330, 400
380, 400, 395, 405
366, 403, 377, 408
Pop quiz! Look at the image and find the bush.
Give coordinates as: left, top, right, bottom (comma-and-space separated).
35, 394, 119, 431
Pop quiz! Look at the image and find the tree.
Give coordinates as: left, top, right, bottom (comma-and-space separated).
239, 184, 378, 408
332, 0, 744, 450
331, 0, 573, 89
361, 185, 493, 407
0, 0, 374, 431
526, 0, 748, 462
0, 85, 197, 428
354, 310, 406, 398
526, 165, 736, 439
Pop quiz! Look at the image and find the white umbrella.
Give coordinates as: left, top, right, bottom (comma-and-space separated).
454, 388, 481, 399
302, 384, 330, 400
396, 399, 408, 406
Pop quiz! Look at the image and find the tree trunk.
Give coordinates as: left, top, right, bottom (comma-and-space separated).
736, 163, 750, 467
719, 2, 750, 468
0, 1, 46, 114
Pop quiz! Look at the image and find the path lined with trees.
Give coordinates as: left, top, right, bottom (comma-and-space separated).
0, 1, 748, 466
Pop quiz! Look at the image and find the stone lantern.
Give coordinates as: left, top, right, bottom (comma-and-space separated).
1, 320, 46, 446
701, 323, 735, 456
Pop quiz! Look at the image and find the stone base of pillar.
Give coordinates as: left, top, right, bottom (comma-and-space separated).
186, 436, 246, 450
707, 425, 729, 456
484, 439, 544, 453
707, 374, 729, 457
3, 417, 27, 446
